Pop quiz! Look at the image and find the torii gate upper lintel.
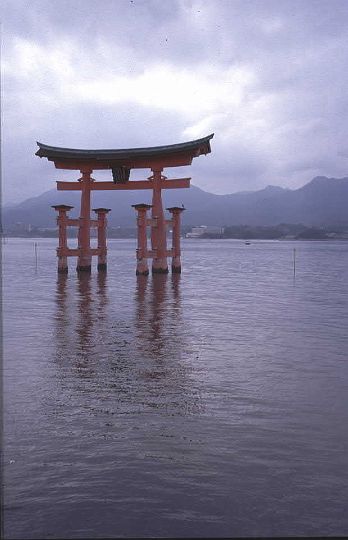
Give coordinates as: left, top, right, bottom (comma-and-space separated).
36, 133, 214, 275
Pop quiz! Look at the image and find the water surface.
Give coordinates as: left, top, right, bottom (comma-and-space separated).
3, 238, 348, 538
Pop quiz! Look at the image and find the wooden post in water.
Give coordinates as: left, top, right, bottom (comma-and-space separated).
167, 206, 185, 273
132, 203, 152, 275
34, 242, 38, 270
151, 168, 168, 274
52, 205, 74, 273
93, 208, 111, 271
77, 169, 93, 273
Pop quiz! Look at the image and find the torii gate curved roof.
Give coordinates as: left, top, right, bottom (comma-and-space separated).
36, 133, 214, 170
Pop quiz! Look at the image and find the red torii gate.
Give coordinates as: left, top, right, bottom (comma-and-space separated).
35, 134, 214, 275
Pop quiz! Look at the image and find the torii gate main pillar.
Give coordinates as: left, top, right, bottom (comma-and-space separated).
77, 169, 93, 272
151, 168, 168, 273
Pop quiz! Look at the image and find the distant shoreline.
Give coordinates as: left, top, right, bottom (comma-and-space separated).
5, 221, 348, 241
2, 234, 348, 242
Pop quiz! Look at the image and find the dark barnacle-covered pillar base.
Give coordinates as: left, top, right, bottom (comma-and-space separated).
76, 265, 92, 272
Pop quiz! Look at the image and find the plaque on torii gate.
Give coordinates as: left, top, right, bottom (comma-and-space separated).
35, 133, 214, 275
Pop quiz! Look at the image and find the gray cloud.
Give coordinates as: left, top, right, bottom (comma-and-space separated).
2, 0, 348, 203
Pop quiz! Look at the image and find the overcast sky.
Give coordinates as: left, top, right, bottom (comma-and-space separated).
2, 0, 348, 203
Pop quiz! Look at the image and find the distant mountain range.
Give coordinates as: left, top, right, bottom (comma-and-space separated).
2, 176, 348, 230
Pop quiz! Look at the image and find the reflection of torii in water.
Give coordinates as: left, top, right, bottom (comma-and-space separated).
36, 134, 213, 275
53, 272, 203, 416
134, 274, 204, 415
54, 273, 108, 372
134, 273, 182, 359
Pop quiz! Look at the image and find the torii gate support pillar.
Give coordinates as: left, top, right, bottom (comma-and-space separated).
167, 206, 185, 273
132, 203, 152, 275
52, 204, 74, 274
93, 208, 111, 271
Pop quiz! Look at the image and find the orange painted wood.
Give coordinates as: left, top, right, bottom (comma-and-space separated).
52, 154, 194, 170
64, 218, 79, 226
43, 135, 214, 273
134, 206, 150, 274
144, 249, 173, 259
167, 207, 184, 271
56, 178, 190, 191
146, 218, 157, 227
89, 248, 101, 256
151, 169, 168, 272
63, 218, 99, 227
77, 173, 92, 269
94, 210, 108, 267
57, 247, 80, 256
57, 247, 101, 257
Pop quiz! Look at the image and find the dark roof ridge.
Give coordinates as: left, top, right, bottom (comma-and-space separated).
36, 134, 214, 158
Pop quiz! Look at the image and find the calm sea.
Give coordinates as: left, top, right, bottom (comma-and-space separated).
3, 238, 348, 539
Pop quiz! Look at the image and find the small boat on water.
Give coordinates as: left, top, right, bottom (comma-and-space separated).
245, 241, 251, 245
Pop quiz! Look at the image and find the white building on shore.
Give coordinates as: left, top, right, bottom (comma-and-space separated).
186, 225, 224, 238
